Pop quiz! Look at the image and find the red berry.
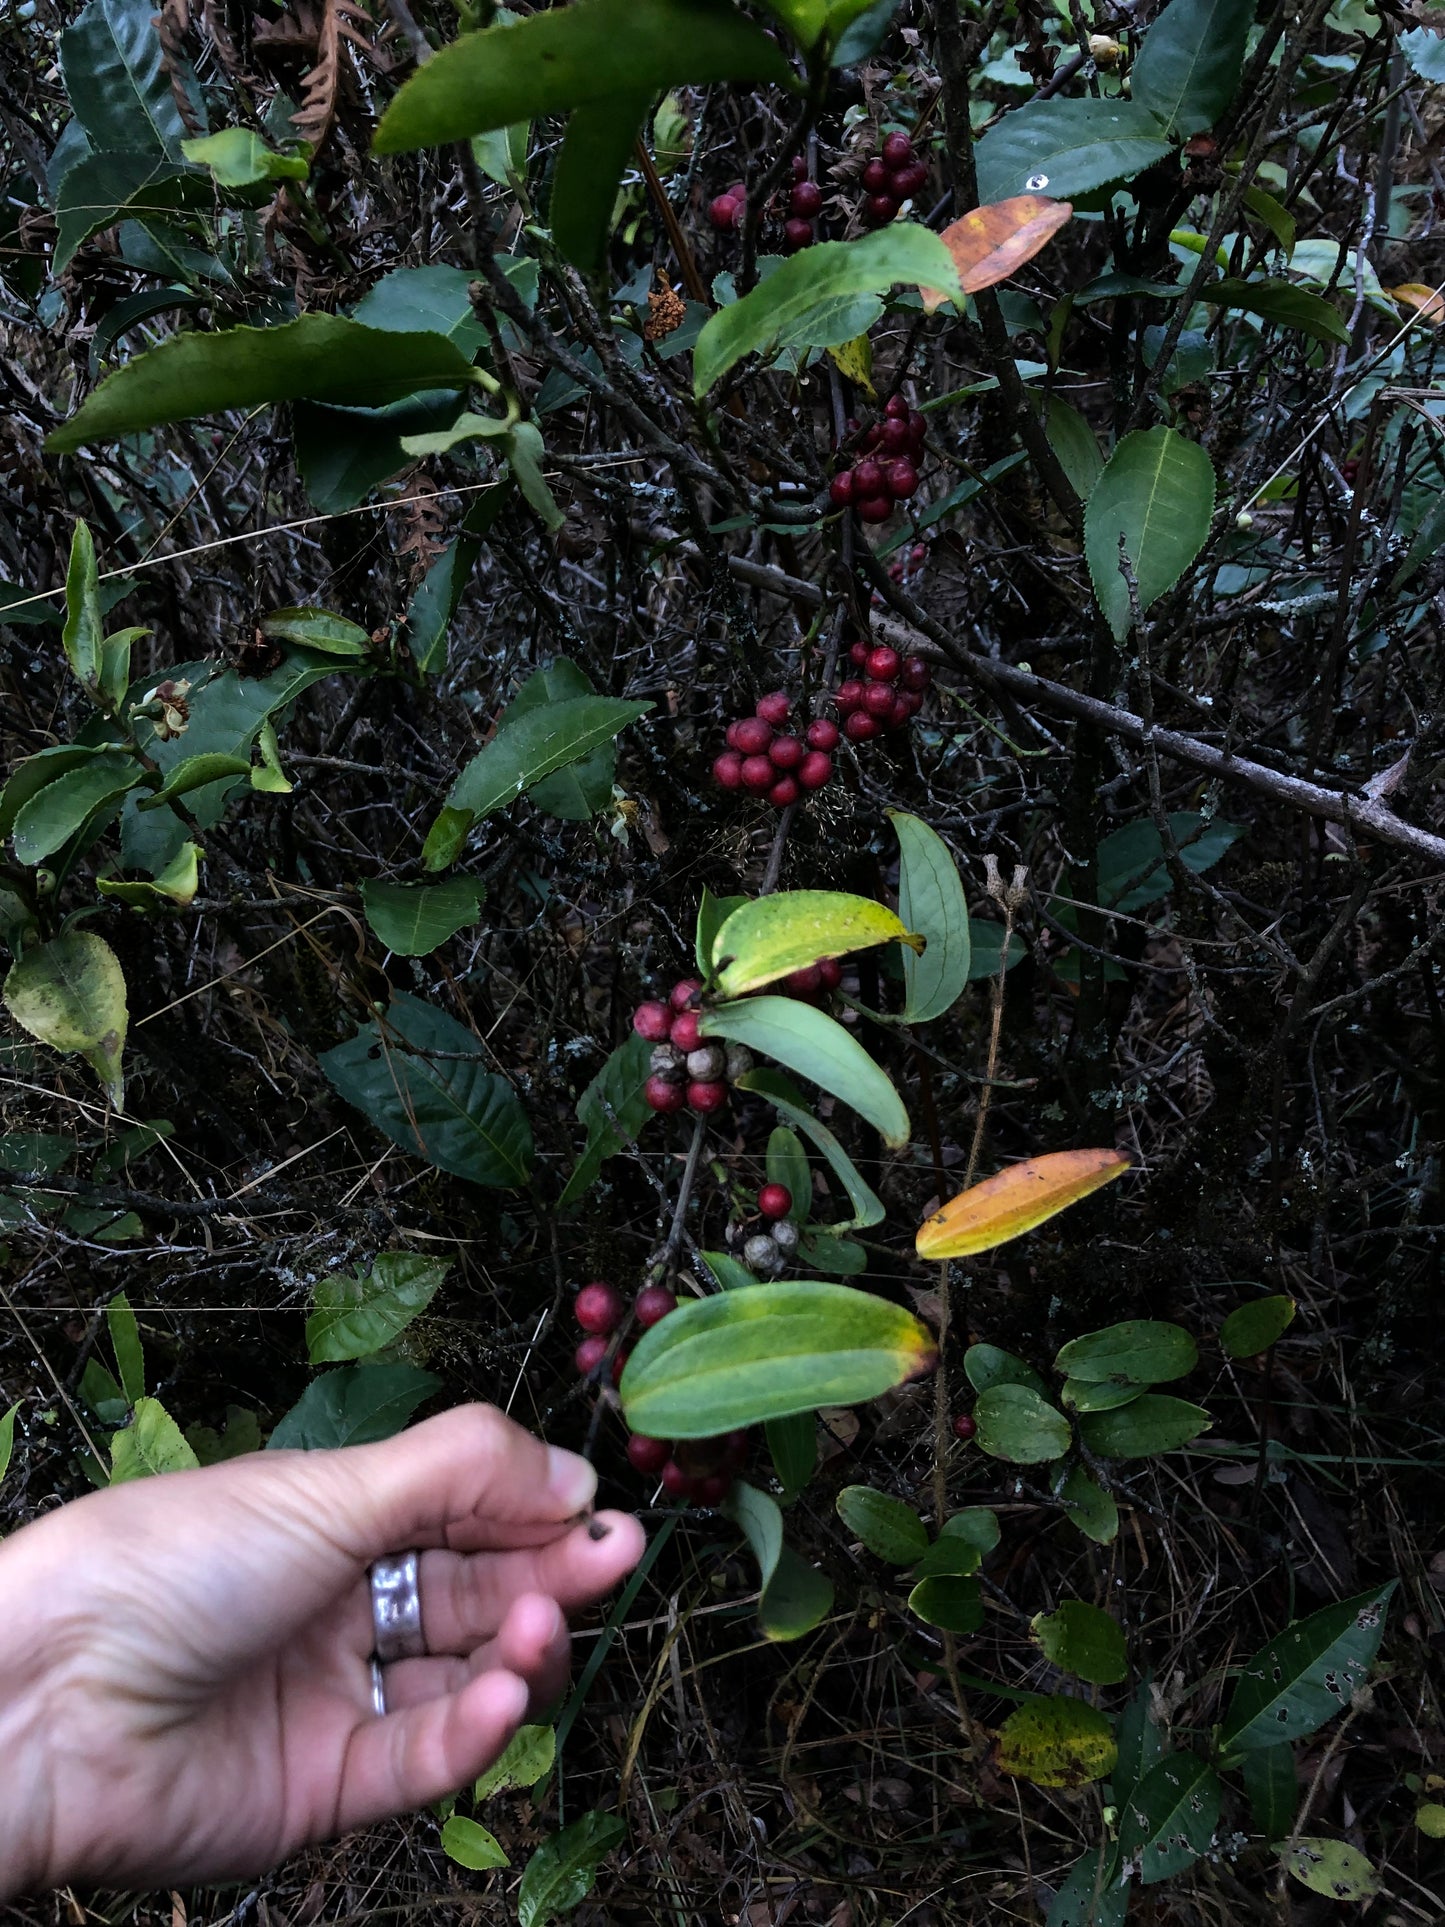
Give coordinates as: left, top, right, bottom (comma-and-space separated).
910, 543, 928, 564
696, 1472, 732, 1505
660, 1459, 695, 1497
884, 394, 909, 420
889, 562, 904, 584
575, 1280, 625, 1334
645, 1073, 688, 1113
844, 415, 862, 436
787, 964, 823, 995
895, 688, 923, 720
687, 1079, 728, 1113
882, 132, 915, 169
807, 718, 840, 750
635, 1285, 677, 1328
767, 775, 799, 808
670, 978, 702, 1012
791, 155, 808, 180
610, 1348, 630, 1385
783, 217, 814, 252
886, 459, 919, 500
575, 1334, 608, 1376
726, 180, 745, 200
844, 711, 880, 742
867, 645, 901, 682
863, 680, 896, 718
725, 719, 745, 750
670, 1009, 702, 1052
758, 1182, 793, 1219
952, 1413, 977, 1442
862, 159, 890, 194
633, 1000, 672, 1042
818, 957, 842, 988
627, 1433, 672, 1474
740, 753, 775, 794
858, 495, 892, 523
733, 715, 773, 755
769, 733, 804, 770
789, 180, 822, 218
834, 679, 864, 715
829, 472, 856, 508
709, 194, 739, 231
887, 693, 912, 729
864, 193, 899, 226
853, 458, 883, 496
849, 639, 871, 667
756, 690, 791, 726
908, 410, 927, 448
723, 1428, 751, 1466
713, 750, 744, 789
901, 655, 932, 691
893, 163, 929, 200
798, 750, 832, 789
879, 417, 911, 453
860, 422, 883, 452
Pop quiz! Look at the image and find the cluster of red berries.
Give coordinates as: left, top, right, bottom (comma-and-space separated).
572, 1277, 674, 1387
734, 1182, 802, 1275
634, 978, 751, 1114
707, 178, 747, 232
829, 396, 926, 523
861, 130, 928, 228
778, 959, 842, 1002
833, 643, 932, 743
710, 158, 824, 255
713, 690, 838, 808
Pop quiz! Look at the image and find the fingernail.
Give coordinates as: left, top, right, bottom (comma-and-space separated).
546, 1446, 598, 1513
587, 1517, 612, 1542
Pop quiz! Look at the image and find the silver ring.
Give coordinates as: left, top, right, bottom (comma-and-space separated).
370, 1657, 387, 1719
369, 1550, 426, 1662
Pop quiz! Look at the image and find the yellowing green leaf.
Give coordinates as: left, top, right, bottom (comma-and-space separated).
3, 930, 128, 1108
711, 889, 920, 998
109, 1397, 201, 1481
440, 1816, 509, 1870
917, 1149, 1129, 1258
995, 1696, 1117, 1787
1282, 1838, 1379, 1901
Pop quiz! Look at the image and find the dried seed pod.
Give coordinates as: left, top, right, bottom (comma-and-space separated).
650, 1044, 685, 1080
743, 1233, 780, 1270
686, 1044, 726, 1081
724, 1045, 755, 1081
770, 1219, 800, 1253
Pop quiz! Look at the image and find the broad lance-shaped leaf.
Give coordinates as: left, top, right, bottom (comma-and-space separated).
258, 607, 372, 657
917, 1148, 1130, 1259
618, 1282, 937, 1438
1218, 1582, 1396, 1753
54, 154, 210, 273
1131, 0, 1255, 139
1118, 1754, 1222, 1884
552, 88, 653, 273
1084, 426, 1216, 642
306, 1253, 450, 1364
890, 811, 970, 1023
558, 1032, 653, 1210
136, 752, 252, 809
711, 889, 921, 998
921, 195, 1072, 313
694, 225, 961, 395
974, 97, 1174, 208
1198, 278, 1350, 347
724, 1480, 833, 1640
374, 0, 791, 152
12, 754, 144, 863
47, 317, 483, 453
60, 0, 193, 158
701, 996, 910, 1149
3, 931, 127, 1108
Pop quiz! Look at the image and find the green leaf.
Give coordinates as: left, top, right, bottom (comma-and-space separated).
361, 878, 485, 957
1054, 1320, 1197, 1387
353, 265, 490, 353
964, 1343, 1049, 1399
835, 1485, 929, 1563
1242, 185, 1296, 258
725, 1479, 834, 1638
319, 990, 533, 1187
694, 226, 961, 396
765, 1126, 813, 1219
1084, 426, 1216, 641
908, 1574, 983, 1632
375, 0, 791, 153
61, 0, 192, 157
505, 420, 566, 532
996, 1697, 1117, 1788
1078, 1395, 1211, 1459
306, 1252, 450, 1364
889, 812, 971, 1023
12, 755, 143, 862
109, 1397, 201, 1481
1282, 1838, 1379, 1901
1241, 1744, 1297, 1843
1061, 1378, 1142, 1415
909, 1507, 1000, 1579
1047, 1848, 1131, 1927
516, 1810, 625, 1927
500, 660, 617, 820
1131, 0, 1255, 138
1056, 1465, 1119, 1543
53, 153, 208, 274
136, 751, 253, 809
62, 520, 103, 690
257, 607, 374, 658
712, 889, 919, 999
701, 1248, 761, 1291
558, 1033, 653, 1210
1221, 1295, 1296, 1359
107, 1291, 145, 1405
974, 98, 1174, 208
1218, 1582, 1396, 1753
734, 1067, 884, 1229
1117, 1753, 1221, 1884
1199, 278, 1350, 346
1031, 1601, 1128, 1685
0, 1398, 20, 1489
967, 916, 1025, 982
618, 1281, 937, 1438
47, 316, 482, 453
696, 887, 750, 974
181, 128, 309, 188
552, 89, 653, 273
765, 1411, 816, 1503
474, 1724, 556, 1800
184, 1404, 262, 1466
267, 1361, 440, 1450
829, 0, 899, 65
1403, 24, 1445, 82
1037, 395, 1105, 503
1094, 811, 1245, 912
700, 996, 910, 1148
1, 747, 112, 842
797, 1231, 867, 1274
973, 1383, 1072, 1463
440, 1816, 509, 1871
3, 931, 127, 1108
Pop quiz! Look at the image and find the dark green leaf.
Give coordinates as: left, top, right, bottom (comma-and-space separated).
1242, 1743, 1297, 1843
135, 751, 252, 809
360, 878, 485, 957
974, 1383, 1072, 1463
1078, 1395, 1211, 1459
552, 89, 653, 273
294, 393, 467, 515
765, 1126, 813, 1218
1112, 1678, 1166, 1810
500, 660, 617, 820
696, 886, 750, 974
1037, 394, 1105, 502
909, 1507, 1000, 1579
966, 917, 1026, 981
106, 1291, 145, 1406
964, 1343, 1049, 1399
734, 1067, 885, 1229
1131, 0, 1255, 138
829, 0, 900, 66
12, 755, 142, 863
516, 1810, 625, 1927
0, 1398, 21, 1487
1054, 1320, 1197, 1386
701, 997, 909, 1147
54, 153, 208, 273
62, 520, 103, 690
889, 811, 971, 1022
266, 1361, 439, 1450
505, 421, 566, 532
766, 1411, 816, 1503
1084, 426, 1216, 641
353, 265, 489, 352
1200, 278, 1350, 346
700, 1248, 760, 1291
908, 1573, 983, 1632
974, 98, 1174, 208
725, 1479, 833, 1638
61, 0, 193, 157
1047, 1846, 1131, 1927
1095, 811, 1245, 911
558, 1033, 653, 1210
1218, 1582, 1396, 1752
1117, 1753, 1221, 1884
835, 1484, 929, 1563
1220, 1295, 1296, 1359
306, 1252, 450, 1363
1031, 1600, 1128, 1685
796, 1231, 867, 1274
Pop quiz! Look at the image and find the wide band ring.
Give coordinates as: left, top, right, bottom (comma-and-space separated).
369, 1551, 426, 1663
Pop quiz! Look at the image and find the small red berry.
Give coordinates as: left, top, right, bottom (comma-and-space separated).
610, 1348, 630, 1386
733, 715, 773, 755
791, 154, 808, 181
818, 957, 842, 989
758, 1182, 793, 1219
864, 192, 899, 226
829, 472, 856, 508
635, 1284, 677, 1328
867, 645, 901, 682
862, 680, 896, 718
767, 775, 799, 809
862, 159, 890, 194
670, 1009, 702, 1052
687, 1079, 728, 1113
860, 422, 883, 452
723, 1428, 751, 1466
834, 678, 865, 715
709, 194, 739, 231
952, 1413, 978, 1442
660, 1459, 695, 1498
645, 1073, 688, 1113
726, 180, 745, 200
887, 693, 912, 729
633, 1000, 672, 1042
575, 1334, 608, 1376
788, 964, 823, 995
725, 719, 746, 750
756, 690, 791, 727
895, 688, 924, 720
783, 217, 814, 252
884, 394, 909, 420
893, 163, 929, 200
575, 1280, 625, 1334
886, 458, 919, 500
696, 1472, 732, 1505
670, 978, 703, 1012
789, 180, 822, 217
910, 543, 928, 564
627, 1433, 672, 1474
798, 750, 832, 789
879, 417, 911, 453
889, 562, 904, 584
882, 132, 915, 169
713, 750, 744, 789
849, 639, 871, 667
844, 711, 880, 742
901, 655, 932, 691
858, 494, 892, 523
769, 733, 804, 770
853, 459, 883, 497
844, 416, 861, 436
740, 754, 775, 794
807, 718, 840, 751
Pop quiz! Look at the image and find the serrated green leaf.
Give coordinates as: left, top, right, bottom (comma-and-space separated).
61, 0, 192, 157
1200, 278, 1350, 346
12, 754, 143, 862
136, 751, 253, 810
558, 1033, 653, 1210
109, 1396, 200, 1481
107, 1291, 145, 1405
257, 607, 373, 658
306, 1252, 449, 1363
1131, 0, 1255, 138
62, 520, 102, 689
267, 1361, 439, 1450
974, 97, 1174, 207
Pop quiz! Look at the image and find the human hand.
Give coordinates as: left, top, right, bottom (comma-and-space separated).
0, 1404, 644, 1897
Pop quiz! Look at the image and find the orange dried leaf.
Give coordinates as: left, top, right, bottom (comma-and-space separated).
920, 196, 1073, 313
1389, 283, 1445, 326
916, 1148, 1130, 1259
